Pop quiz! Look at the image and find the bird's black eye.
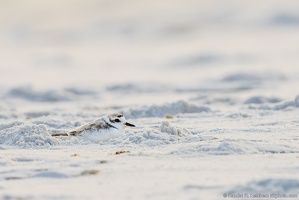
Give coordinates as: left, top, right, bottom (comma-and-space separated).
115, 119, 121, 122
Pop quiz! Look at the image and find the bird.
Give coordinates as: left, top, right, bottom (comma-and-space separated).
52, 113, 135, 142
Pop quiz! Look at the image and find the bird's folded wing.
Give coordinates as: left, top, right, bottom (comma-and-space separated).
69, 119, 109, 136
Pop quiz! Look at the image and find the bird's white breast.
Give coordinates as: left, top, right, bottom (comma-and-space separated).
79, 128, 123, 142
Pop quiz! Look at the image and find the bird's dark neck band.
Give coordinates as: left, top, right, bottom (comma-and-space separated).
103, 116, 119, 130
105, 121, 118, 130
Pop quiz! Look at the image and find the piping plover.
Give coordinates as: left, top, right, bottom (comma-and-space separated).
52, 113, 135, 142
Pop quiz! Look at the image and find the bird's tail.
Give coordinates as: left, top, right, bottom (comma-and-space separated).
51, 133, 72, 140
51, 133, 69, 137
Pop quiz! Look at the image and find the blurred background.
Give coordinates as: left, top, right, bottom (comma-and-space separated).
0, 0, 299, 95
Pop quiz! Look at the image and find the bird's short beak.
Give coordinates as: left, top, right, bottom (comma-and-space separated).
125, 122, 135, 127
